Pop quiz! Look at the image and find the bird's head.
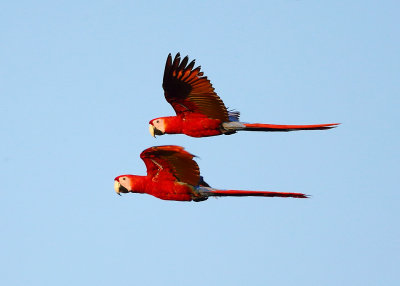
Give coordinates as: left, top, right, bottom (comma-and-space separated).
114, 175, 133, 195
149, 118, 166, 137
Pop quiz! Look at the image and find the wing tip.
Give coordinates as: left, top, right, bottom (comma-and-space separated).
145, 145, 197, 158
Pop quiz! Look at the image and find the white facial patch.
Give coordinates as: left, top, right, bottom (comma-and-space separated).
119, 177, 131, 190
152, 119, 165, 133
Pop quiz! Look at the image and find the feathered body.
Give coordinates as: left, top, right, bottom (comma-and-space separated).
148, 53, 339, 138
114, 145, 308, 202
114, 175, 196, 201
151, 115, 222, 137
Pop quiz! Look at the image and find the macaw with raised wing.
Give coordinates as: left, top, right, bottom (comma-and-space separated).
114, 145, 308, 202
148, 53, 339, 138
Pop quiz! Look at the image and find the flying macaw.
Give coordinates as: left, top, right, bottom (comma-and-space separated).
148, 53, 339, 138
114, 145, 308, 202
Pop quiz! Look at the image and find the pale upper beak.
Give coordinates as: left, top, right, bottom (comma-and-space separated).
114, 180, 121, 195
149, 124, 156, 137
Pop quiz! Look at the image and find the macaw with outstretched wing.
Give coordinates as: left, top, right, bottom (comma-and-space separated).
114, 145, 308, 202
148, 53, 339, 138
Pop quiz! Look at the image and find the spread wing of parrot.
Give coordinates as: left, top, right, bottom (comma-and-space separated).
114, 145, 308, 202
149, 53, 339, 138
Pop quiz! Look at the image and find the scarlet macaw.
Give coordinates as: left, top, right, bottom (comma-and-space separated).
114, 145, 308, 202
148, 53, 339, 138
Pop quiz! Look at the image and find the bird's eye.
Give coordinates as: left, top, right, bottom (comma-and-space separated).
122, 178, 126, 180
156, 120, 159, 123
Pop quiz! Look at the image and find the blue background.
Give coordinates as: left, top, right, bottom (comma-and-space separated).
1, 1, 399, 285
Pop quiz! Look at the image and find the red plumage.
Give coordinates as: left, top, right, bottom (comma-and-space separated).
148, 53, 339, 138
114, 146, 308, 202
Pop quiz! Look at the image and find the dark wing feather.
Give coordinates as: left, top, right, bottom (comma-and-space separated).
140, 145, 200, 186
162, 53, 229, 122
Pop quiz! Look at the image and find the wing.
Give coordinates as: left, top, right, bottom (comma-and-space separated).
162, 53, 229, 122
140, 145, 200, 186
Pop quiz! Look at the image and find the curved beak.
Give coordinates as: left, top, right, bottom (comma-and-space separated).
149, 124, 156, 138
114, 180, 122, 196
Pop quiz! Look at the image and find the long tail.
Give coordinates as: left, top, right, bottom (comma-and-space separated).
242, 122, 339, 132
202, 189, 308, 199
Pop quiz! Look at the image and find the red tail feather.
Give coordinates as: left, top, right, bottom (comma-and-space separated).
208, 190, 308, 199
243, 123, 339, 132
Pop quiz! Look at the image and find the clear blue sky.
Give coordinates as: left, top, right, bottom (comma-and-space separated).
1, 1, 399, 285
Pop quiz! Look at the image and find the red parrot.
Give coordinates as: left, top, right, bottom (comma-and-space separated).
114, 145, 308, 202
148, 53, 339, 138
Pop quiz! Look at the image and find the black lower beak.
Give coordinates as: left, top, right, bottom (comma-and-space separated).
154, 128, 164, 136
118, 185, 129, 194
